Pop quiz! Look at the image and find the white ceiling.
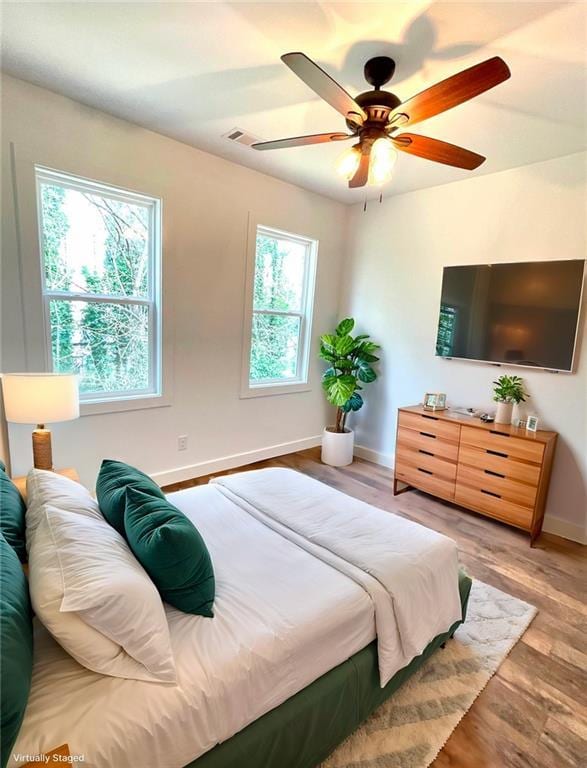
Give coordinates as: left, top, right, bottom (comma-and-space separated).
1, 2, 585, 203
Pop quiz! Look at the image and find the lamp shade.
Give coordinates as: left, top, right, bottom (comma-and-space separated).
1, 373, 79, 424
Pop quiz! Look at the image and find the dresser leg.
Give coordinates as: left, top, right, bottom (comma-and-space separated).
393, 477, 411, 496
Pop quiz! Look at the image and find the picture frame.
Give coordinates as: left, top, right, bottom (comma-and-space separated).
526, 415, 539, 432
423, 392, 447, 411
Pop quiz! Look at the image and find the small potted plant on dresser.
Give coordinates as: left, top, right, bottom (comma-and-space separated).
319, 318, 380, 466
493, 374, 529, 424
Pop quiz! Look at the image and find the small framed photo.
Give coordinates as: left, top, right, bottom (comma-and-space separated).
526, 415, 539, 433
423, 392, 447, 411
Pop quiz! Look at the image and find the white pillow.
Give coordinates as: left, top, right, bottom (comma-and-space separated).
26, 468, 102, 550
28, 503, 176, 683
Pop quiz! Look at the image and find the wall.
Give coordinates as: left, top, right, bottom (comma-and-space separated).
341, 152, 587, 543
1, 75, 346, 487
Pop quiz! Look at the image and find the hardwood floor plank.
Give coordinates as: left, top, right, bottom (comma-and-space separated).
162, 449, 587, 767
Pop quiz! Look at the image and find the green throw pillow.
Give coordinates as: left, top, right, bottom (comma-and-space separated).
0, 533, 33, 767
0, 464, 27, 563
124, 487, 215, 617
96, 459, 165, 537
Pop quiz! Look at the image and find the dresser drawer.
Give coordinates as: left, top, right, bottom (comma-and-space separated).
458, 444, 541, 486
457, 463, 538, 508
396, 426, 458, 462
396, 444, 457, 480
455, 486, 533, 530
460, 425, 544, 464
399, 410, 461, 441
395, 462, 455, 500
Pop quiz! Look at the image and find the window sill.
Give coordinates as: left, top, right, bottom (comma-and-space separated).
80, 392, 171, 416
240, 381, 311, 399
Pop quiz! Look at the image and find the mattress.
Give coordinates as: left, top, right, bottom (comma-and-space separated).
10, 484, 376, 768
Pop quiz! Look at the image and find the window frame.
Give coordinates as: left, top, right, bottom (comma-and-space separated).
35, 166, 162, 406
240, 219, 318, 398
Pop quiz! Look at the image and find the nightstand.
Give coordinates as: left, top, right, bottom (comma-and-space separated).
12, 467, 80, 502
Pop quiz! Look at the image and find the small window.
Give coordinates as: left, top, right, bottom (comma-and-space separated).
36, 167, 161, 403
242, 223, 318, 396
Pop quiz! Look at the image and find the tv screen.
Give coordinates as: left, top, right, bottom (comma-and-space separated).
435, 260, 585, 372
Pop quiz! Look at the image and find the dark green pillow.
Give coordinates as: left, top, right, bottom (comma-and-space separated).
0, 463, 27, 563
96, 459, 165, 537
124, 487, 215, 617
0, 533, 33, 767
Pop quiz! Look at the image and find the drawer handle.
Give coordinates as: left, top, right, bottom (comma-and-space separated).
418, 449, 434, 457
487, 449, 508, 459
422, 414, 439, 421
481, 489, 501, 499
418, 468, 433, 475
420, 431, 436, 439
490, 430, 510, 437
484, 469, 505, 479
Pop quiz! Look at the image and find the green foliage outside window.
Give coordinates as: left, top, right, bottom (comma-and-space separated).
249, 234, 303, 382
41, 184, 153, 395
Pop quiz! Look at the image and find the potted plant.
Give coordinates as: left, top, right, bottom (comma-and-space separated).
319, 318, 380, 466
492, 374, 529, 424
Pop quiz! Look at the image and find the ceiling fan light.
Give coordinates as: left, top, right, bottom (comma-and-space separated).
335, 145, 361, 180
368, 138, 397, 186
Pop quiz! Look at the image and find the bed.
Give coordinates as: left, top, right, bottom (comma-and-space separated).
10, 468, 471, 768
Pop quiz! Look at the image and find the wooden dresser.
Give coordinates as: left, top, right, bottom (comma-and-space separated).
393, 405, 557, 544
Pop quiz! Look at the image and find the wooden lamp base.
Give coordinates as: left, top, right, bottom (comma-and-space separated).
32, 425, 53, 470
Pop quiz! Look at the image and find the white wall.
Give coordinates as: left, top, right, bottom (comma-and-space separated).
340, 152, 587, 543
1, 75, 346, 487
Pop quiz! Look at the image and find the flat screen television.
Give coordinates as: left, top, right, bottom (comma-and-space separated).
435, 259, 585, 372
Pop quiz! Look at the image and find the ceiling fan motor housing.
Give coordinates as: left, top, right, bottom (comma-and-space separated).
346, 89, 402, 132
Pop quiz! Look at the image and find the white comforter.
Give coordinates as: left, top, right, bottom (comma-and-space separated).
11, 482, 374, 768
11, 468, 461, 768
213, 468, 462, 685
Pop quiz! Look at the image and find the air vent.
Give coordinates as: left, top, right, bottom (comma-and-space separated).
223, 127, 260, 147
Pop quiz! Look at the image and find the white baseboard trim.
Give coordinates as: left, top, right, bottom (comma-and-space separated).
353, 444, 395, 468
152, 435, 322, 487
542, 515, 587, 545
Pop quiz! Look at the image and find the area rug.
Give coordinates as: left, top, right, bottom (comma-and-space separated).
321, 579, 537, 768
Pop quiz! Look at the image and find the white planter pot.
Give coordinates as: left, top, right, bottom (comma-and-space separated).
321, 427, 354, 467
495, 401, 513, 425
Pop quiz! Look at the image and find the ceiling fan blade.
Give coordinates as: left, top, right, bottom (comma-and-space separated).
389, 57, 510, 128
252, 132, 352, 151
392, 134, 485, 170
348, 150, 371, 188
282, 52, 367, 124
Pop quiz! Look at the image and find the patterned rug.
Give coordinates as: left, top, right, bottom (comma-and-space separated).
321, 580, 537, 768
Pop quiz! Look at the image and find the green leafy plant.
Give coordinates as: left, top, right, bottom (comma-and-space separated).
320, 318, 380, 433
492, 375, 528, 404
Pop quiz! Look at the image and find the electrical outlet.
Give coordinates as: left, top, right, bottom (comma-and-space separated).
177, 435, 188, 452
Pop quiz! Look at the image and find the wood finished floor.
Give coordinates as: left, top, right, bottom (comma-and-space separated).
163, 448, 587, 768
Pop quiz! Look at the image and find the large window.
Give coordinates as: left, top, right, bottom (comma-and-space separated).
242, 223, 318, 396
36, 168, 161, 403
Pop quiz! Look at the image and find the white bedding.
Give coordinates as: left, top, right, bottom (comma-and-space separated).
11, 482, 375, 768
12, 468, 461, 768
213, 468, 462, 685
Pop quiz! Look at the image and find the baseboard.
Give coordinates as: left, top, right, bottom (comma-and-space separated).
152, 435, 322, 487
353, 444, 395, 468
542, 515, 587, 545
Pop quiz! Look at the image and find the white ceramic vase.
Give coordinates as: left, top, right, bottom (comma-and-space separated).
321, 427, 354, 467
494, 401, 513, 425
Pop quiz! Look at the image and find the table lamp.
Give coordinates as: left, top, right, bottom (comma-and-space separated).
1, 373, 79, 470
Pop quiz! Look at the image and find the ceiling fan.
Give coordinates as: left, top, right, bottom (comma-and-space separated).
252, 52, 511, 189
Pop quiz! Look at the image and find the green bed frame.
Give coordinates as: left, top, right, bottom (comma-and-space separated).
188, 570, 472, 768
